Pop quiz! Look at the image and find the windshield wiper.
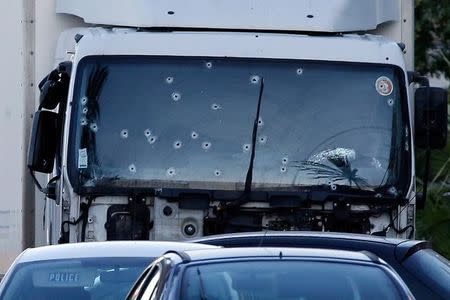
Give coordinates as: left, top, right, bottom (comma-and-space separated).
230, 77, 265, 207
245, 77, 264, 192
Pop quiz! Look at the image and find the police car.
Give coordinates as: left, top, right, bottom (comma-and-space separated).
0, 241, 217, 300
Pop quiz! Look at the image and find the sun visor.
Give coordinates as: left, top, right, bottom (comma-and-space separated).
56, 0, 399, 32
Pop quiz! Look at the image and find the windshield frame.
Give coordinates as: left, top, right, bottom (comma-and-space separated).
66, 55, 412, 198
174, 257, 410, 300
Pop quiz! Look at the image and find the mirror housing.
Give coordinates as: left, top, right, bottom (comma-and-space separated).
27, 110, 59, 173
415, 87, 448, 149
38, 61, 71, 110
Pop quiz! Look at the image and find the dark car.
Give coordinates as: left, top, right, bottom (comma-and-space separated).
192, 231, 450, 300
127, 247, 414, 300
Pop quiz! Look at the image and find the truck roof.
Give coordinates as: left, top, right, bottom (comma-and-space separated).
70, 30, 406, 69
57, 0, 398, 33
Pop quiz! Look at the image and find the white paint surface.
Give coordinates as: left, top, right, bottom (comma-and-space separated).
57, 0, 398, 32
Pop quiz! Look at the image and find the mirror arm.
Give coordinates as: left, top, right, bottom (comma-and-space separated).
29, 168, 44, 193
29, 168, 60, 200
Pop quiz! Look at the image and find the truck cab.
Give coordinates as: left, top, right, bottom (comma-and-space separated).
28, 0, 448, 244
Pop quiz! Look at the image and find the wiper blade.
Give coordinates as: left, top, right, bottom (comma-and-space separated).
231, 77, 265, 207
245, 77, 264, 192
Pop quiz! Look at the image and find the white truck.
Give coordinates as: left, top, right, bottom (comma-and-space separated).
1, 0, 448, 275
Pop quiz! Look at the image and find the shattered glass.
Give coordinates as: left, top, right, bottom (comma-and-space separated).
68, 57, 408, 193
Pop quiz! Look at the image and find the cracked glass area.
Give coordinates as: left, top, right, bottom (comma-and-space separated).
68, 56, 408, 193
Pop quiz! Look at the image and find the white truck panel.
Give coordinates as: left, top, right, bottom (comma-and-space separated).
373, 0, 414, 71
72, 31, 406, 68
56, 0, 398, 32
0, 0, 34, 274
0, 0, 84, 274
34, 1, 84, 248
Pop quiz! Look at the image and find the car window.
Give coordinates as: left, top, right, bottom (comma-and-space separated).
181, 260, 405, 300
402, 249, 450, 299
0, 257, 153, 300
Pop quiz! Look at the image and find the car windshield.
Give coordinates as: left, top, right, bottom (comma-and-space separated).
181, 260, 404, 300
0, 257, 153, 300
68, 56, 409, 194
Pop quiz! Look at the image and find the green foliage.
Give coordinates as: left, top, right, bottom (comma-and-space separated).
415, 0, 450, 79
415, 0, 450, 259
416, 184, 450, 258
415, 112, 450, 260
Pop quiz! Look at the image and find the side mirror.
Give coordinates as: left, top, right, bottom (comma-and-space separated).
415, 87, 448, 149
27, 110, 59, 173
38, 61, 71, 110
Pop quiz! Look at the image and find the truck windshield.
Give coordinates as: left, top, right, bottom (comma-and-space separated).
68, 56, 409, 194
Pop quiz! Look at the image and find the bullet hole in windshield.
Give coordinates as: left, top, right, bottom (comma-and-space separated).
282, 157, 288, 164
250, 75, 260, 84
296, 68, 303, 75
214, 170, 222, 177
167, 167, 176, 177
259, 136, 268, 144
147, 136, 157, 144
205, 62, 213, 69
243, 144, 251, 152
90, 123, 98, 132
144, 129, 152, 138
82, 107, 88, 114
80, 118, 87, 126
330, 184, 337, 191
191, 131, 199, 139
173, 140, 183, 149
81, 97, 88, 105
166, 76, 174, 84
280, 166, 287, 173
171, 92, 181, 102
258, 117, 264, 126
129, 164, 136, 173
211, 103, 221, 110
387, 98, 394, 106
202, 142, 211, 150
120, 129, 128, 139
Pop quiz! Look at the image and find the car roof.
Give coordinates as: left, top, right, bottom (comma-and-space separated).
193, 231, 407, 245
174, 247, 379, 264
192, 231, 431, 262
17, 241, 218, 263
